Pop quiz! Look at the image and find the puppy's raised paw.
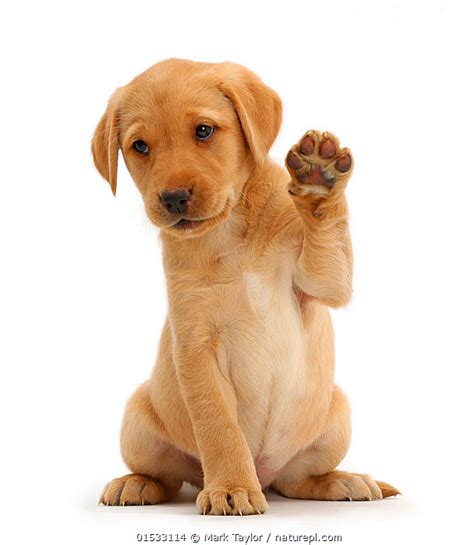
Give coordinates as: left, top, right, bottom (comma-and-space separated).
286, 130, 353, 198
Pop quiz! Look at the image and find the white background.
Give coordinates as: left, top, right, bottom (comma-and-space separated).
1, 1, 473, 543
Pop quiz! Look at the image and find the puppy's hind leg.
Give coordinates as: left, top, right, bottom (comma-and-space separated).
99, 382, 201, 506
271, 386, 399, 501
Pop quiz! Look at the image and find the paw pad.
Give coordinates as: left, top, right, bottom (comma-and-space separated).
319, 138, 337, 159
287, 150, 304, 170
335, 154, 352, 173
300, 135, 316, 155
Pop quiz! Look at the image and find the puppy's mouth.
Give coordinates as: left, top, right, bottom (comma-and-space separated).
171, 218, 206, 230
164, 201, 233, 238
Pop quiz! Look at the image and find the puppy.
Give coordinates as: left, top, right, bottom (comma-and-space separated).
92, 58, 398, 515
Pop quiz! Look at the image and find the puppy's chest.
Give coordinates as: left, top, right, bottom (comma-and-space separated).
216, 266, 307, 411
171, 248, 306, 384
216, 263, 301, 343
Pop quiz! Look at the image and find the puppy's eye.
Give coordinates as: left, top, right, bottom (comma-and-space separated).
195, 125, 214, 141
133, 140, 149, 155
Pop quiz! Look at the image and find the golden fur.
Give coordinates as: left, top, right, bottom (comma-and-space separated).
92, 58, 398, 515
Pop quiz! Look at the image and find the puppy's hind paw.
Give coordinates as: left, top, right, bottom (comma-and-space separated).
99, 474, 169, 506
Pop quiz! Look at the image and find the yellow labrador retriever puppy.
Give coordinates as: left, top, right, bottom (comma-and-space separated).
92, 58, 398, 515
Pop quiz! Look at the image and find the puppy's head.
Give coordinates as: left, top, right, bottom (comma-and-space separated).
92, 59, 282, 238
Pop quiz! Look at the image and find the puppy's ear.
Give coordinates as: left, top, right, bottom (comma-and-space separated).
217, 63, 282, 166
91, 89, 122, 195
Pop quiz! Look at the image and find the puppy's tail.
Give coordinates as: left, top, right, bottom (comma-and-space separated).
376, 480, 401, 498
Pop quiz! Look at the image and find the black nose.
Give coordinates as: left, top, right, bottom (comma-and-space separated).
160, 189, 191, 214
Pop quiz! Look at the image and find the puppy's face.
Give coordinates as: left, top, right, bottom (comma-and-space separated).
92, 59, 282, 238
119, 69, 247, 237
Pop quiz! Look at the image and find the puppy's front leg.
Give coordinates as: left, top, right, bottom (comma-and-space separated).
173, 336, 267, 515
286, 130, 354, 308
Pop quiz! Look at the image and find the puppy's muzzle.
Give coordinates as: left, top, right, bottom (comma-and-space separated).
160, 189, 191, 214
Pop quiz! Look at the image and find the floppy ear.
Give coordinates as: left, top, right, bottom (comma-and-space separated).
217, 63, 282, 167
91, 89, 122, 195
